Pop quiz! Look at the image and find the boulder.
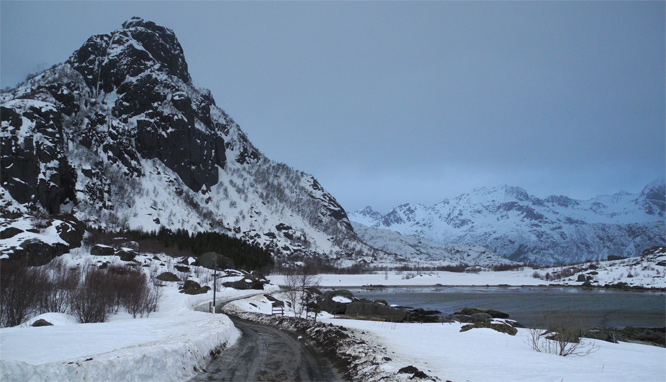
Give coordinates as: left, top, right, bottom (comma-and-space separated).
56, 218, 84, 248
317, 290, 355, 315
90, 244, 115, 257
31, 319, 54, 327
222, 275, 265, 290
156, 272, 181, 282
457, 307, 510, 319
406, 308, 443, 323
174, 265, 190, 273
181, 279, 210, 295
345, 299, 407, 322
117, 249, 137, 261
14, 239, 69, 266
460, 321, 518, 336
0, 227, 23, 239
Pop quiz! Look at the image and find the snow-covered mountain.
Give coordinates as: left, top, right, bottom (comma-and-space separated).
350, 182, 665, 265
0, 18, 381, 265
351, 222, 516, 267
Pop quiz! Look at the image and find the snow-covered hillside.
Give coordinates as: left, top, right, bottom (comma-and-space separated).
0, 17, 384, 265
352, 221, 516, 267
350, 182, 665, 265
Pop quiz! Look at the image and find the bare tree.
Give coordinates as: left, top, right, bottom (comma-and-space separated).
527, 309, 599, 357
0, 262, 48, 327
283, 261, 321, 318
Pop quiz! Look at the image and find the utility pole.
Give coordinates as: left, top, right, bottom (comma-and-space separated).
212, 265, 217, 314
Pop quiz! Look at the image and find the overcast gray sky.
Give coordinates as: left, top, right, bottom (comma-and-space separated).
2, 1, 664, 213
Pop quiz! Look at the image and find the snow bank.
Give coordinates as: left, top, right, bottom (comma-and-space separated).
0, 286, 242, 382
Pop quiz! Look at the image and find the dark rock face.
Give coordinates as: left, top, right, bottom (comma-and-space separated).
70, 17, 190, 93
0, 102, 76, 213
56, 218, 85, 248
66, 17, 228, 193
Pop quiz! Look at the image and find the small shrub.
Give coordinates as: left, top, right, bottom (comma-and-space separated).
71, 268, 114, 323
527, 310, 598, 357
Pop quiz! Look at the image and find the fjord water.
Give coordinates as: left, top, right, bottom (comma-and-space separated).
348, 286, 666, 328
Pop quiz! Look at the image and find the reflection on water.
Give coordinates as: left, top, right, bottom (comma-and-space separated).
344, 286, 666, 328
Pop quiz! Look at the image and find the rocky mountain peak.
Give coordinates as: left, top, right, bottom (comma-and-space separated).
69, 17, 191, 94
637, 179, 665, 217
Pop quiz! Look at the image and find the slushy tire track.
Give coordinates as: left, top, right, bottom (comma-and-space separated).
191, 316, 341, 381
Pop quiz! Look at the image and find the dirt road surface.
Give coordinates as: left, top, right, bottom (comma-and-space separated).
191, 316, 342, 381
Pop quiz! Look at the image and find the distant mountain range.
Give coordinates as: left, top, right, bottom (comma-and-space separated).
350, 181, 665, 265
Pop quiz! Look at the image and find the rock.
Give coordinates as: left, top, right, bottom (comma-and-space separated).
345, 300, 407, 322
306, 286, 322, 295
471, 312, 492, 323
14, 239, 69, 266
0, 102, 77, 214
174, 265, 190, 273
31, 319, 53, 327
317, 290, 355, 315
406, 308, 443, 323
397, 365, 432, 380
117, 249, 137, 261
460, 321, 518, 335
55, 218, 84, 249
457, 307, 510, 319
0, 227, 23, 239
156, 272, 180, 282
181, 279, 210, 295
90, 244, 115, 256
222, 275, 265, 290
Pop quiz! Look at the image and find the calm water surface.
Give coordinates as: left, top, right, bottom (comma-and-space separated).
344, 286, 666, 328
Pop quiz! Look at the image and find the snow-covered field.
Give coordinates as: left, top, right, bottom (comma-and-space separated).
269, 254, 665, 289
270, 270, 547, 288
228, 293, 666, 382
326, 318, 666, 382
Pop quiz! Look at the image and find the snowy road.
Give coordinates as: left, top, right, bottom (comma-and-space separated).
190, 317, 341, 382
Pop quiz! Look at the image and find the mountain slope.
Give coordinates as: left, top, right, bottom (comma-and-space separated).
0, 18, 379, 265
350, 182, 665, 265
352, 222, 516, 267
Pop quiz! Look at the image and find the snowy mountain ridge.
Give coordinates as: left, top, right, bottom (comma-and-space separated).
0, 18, 384, 266
350, 181, 665, 265
351, 221, 516, 267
